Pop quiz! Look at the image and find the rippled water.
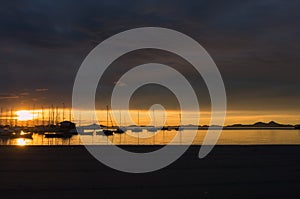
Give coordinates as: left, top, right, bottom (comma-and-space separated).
1, 129, 300, 146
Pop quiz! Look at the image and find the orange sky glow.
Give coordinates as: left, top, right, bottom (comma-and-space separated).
0, 109, 299, 126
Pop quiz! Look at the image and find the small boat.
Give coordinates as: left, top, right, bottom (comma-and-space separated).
147, 109, 158, 132
102, 129, 114, 136
173, 126, 179, 131
144, 126, 157, 132
96, 131, 105, 136
0, 132, 13, 137
131, 127, 142, 132
161, 114, 180, 131
161, 126, 178, 131
161, 126, 169, 131
0, 126, 14, 137
44, 121, 78, 138
44, 133, 72, 138
295, 125, 300, 129
57, 121, 78, 135
113, 128, 124, 134
78, 130, 94, 135
100, 106, 125, 136
100, 106, 115, 136
132, 111, 142, 132
0, 126, 14, 133
10, 131, 33, 139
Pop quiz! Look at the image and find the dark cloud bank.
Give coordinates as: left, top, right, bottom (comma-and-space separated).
0, 0, 299, 112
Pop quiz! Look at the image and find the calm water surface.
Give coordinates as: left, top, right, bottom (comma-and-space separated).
1, 129, 300, 146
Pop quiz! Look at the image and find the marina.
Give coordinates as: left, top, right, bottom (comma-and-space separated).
1, 128, 299, 146
0, 107, 299, 146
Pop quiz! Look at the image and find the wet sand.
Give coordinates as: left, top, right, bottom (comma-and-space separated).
0, 145, 299, 199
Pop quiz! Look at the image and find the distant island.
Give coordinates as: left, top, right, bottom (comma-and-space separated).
177, 121, 300, 130
226, 121, 293, 128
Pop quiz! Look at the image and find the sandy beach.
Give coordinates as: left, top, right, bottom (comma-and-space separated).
0, 145, 299, 198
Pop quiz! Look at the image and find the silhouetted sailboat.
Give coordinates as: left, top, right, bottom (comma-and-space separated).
132, 111, 142, 132
113, 110, 126, 134
161, 113, 179, 131
146, 108, 157, 132
102, 106, 114, 136
0, 125, 14, 136
44, 121, 78, 138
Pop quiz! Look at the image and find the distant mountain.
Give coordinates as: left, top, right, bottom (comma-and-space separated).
226, 121, 294, 128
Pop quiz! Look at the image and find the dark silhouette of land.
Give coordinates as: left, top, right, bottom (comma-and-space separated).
0, 145, 299, 199
224, 121, 296, 129
182, 121, 298, 130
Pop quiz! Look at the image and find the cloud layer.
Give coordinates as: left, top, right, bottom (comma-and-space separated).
0, 0, 299, 112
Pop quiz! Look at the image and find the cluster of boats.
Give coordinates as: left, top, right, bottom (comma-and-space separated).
78, 123, 183, 136
0, 121, 184, 141
3, 120, 299, 141
76, 106, 181, 136
0, 121, 79, 139
0, 125, 33, 139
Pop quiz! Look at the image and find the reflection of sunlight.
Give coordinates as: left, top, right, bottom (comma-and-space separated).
16, 138, 26, 146
16, 110, 37, 121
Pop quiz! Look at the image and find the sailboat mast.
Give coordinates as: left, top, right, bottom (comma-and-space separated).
10, 108, 13, 127
51, 104, 54, 125
48, 106, 51, 125
32, 104, 35, 126
153, 108, 156, 127
62, 103, 65, 121
138, 110, 140, 126
119, 110, 121, 127
179, 112, 181, 126
36, 111, 40, 126
5, 108, 8, 126
55, 106, 58, 125
79, 111, 81, 127
0, 107, 2, 126
42, 106, 45, 126
106, 105, 109, 129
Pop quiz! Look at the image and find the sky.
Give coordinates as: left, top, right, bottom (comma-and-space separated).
0, 0, 299, 124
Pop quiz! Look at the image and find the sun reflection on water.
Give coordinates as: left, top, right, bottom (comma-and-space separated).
16, 138, 27, 146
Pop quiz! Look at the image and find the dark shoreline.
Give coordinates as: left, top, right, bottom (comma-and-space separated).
0, 145, 299, 199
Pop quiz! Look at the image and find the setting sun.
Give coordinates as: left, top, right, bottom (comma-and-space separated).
16, 110, 37, 121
